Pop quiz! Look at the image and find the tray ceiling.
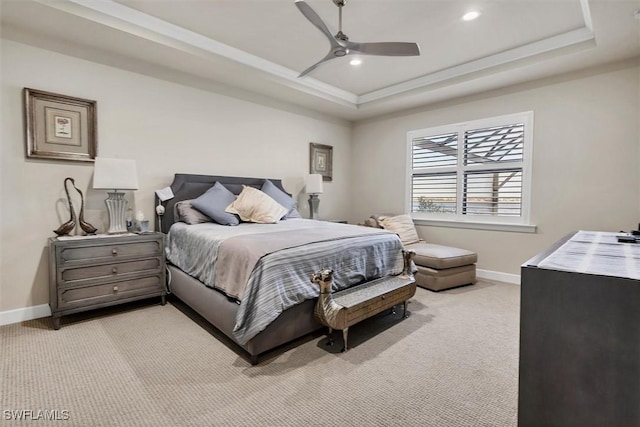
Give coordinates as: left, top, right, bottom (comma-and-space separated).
2, 0, 639, 121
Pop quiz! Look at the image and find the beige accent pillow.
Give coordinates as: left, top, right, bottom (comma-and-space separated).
225, 185, 288, 224
379, 214, 421, 246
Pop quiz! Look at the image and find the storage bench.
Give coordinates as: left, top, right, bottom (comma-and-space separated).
312, 251, 416, 352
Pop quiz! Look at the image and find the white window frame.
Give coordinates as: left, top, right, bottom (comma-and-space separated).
406, 111, 535, 233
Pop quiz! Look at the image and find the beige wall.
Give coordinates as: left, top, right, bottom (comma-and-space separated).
351, 59, 640, 276
0, 39, 352, 312
2, 37, 639, 315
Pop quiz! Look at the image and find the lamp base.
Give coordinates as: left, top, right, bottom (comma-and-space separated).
105, 191, 128, 234
308, 194, 320, 220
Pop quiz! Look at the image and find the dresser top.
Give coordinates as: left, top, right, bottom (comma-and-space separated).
49, 232, 162, 244
528, 230, 640, 280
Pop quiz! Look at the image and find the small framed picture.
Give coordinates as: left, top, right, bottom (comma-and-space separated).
309, 142, 333, 181
24, 88, 97, 162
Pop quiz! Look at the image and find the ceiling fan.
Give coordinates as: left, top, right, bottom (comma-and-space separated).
295, 0, 420, 77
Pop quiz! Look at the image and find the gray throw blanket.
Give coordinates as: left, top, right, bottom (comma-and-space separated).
215, 224, 393, 300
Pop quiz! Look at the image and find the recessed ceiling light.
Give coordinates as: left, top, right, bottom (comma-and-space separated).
350, 58, 362, 66
462, 11, 480, 21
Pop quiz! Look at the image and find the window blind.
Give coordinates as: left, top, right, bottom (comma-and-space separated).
408, 112, 532, 224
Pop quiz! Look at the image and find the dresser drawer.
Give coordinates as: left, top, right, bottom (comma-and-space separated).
58, 240, 161, 264
57, 275, 164, 310
59, 257, 162, 285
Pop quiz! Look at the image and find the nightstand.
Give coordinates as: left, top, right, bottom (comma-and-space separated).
48, 232, 166, 329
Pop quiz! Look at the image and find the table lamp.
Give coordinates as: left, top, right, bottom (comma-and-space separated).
93, 157, 139, 234
306, 174, 323, 220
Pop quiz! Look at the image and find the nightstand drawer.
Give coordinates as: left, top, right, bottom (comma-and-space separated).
58, 240, 161, 264
57, 275, 164, 310
60, 257, 162, 285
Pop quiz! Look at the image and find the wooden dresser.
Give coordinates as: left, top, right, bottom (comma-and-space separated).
48, 232, 166, 329
519, 231, 640, 426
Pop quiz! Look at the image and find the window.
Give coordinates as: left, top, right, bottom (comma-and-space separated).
407, 112, 533, 229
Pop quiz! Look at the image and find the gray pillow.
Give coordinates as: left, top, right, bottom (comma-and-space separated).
287, 207, 302, 218
191, 182, 240, 226
175, 200, 212, 225
261, 179, 296, 219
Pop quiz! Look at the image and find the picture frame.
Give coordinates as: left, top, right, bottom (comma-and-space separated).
24, 88, 97, 162
309, 142, 333, 182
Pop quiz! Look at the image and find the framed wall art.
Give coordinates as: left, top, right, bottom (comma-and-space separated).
309, 142, 333, 181
24, 88, 97, 162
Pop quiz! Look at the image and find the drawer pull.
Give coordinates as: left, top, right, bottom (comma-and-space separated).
111, 248, 118, 255
113, 285, 118, 293
112, 267, 118, 274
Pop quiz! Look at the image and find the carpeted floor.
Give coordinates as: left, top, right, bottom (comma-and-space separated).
1, 279, 520, 426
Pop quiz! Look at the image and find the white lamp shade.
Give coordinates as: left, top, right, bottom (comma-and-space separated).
93, 157, 139, 190
306, 174, 323, 194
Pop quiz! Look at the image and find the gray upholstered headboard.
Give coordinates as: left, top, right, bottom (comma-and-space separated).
155, 173, 289, 233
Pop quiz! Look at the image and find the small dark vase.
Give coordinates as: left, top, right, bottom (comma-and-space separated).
53, 177, 77, 236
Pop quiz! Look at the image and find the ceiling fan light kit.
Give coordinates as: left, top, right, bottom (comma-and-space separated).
295, 0, 420, 77
462, 11, 481, 21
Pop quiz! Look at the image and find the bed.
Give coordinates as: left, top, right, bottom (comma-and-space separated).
158, 173, 406, 364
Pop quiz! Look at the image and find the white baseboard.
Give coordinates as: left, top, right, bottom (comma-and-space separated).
477, 268, 521, 285
0, 271, 519, 326
0, 304, 51, 326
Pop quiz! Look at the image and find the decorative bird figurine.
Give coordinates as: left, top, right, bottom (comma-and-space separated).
71, 180, 97, 235
53, 177, 77, 236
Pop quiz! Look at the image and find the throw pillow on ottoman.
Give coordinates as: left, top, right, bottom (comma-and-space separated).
372, 214, 477, 291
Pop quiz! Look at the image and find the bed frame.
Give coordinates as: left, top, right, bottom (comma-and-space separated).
157, 174, 321, 364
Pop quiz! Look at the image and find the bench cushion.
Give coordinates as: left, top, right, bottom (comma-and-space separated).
405, 241, 477, 270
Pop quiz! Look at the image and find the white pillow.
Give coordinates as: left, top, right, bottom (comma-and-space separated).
379, 214, 420, 246
225, 185, 288, 224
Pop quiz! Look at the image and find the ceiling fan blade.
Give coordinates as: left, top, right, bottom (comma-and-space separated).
345, 41, 421, 57
295, 0, 340, 49
298, 51, 338, 77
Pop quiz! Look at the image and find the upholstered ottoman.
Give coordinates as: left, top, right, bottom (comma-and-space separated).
363, 213, 477, 292
405, 242, 477, 291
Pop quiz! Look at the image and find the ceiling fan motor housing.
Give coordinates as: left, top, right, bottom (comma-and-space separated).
295, 0, 420, 77
335, 30, 349, 41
